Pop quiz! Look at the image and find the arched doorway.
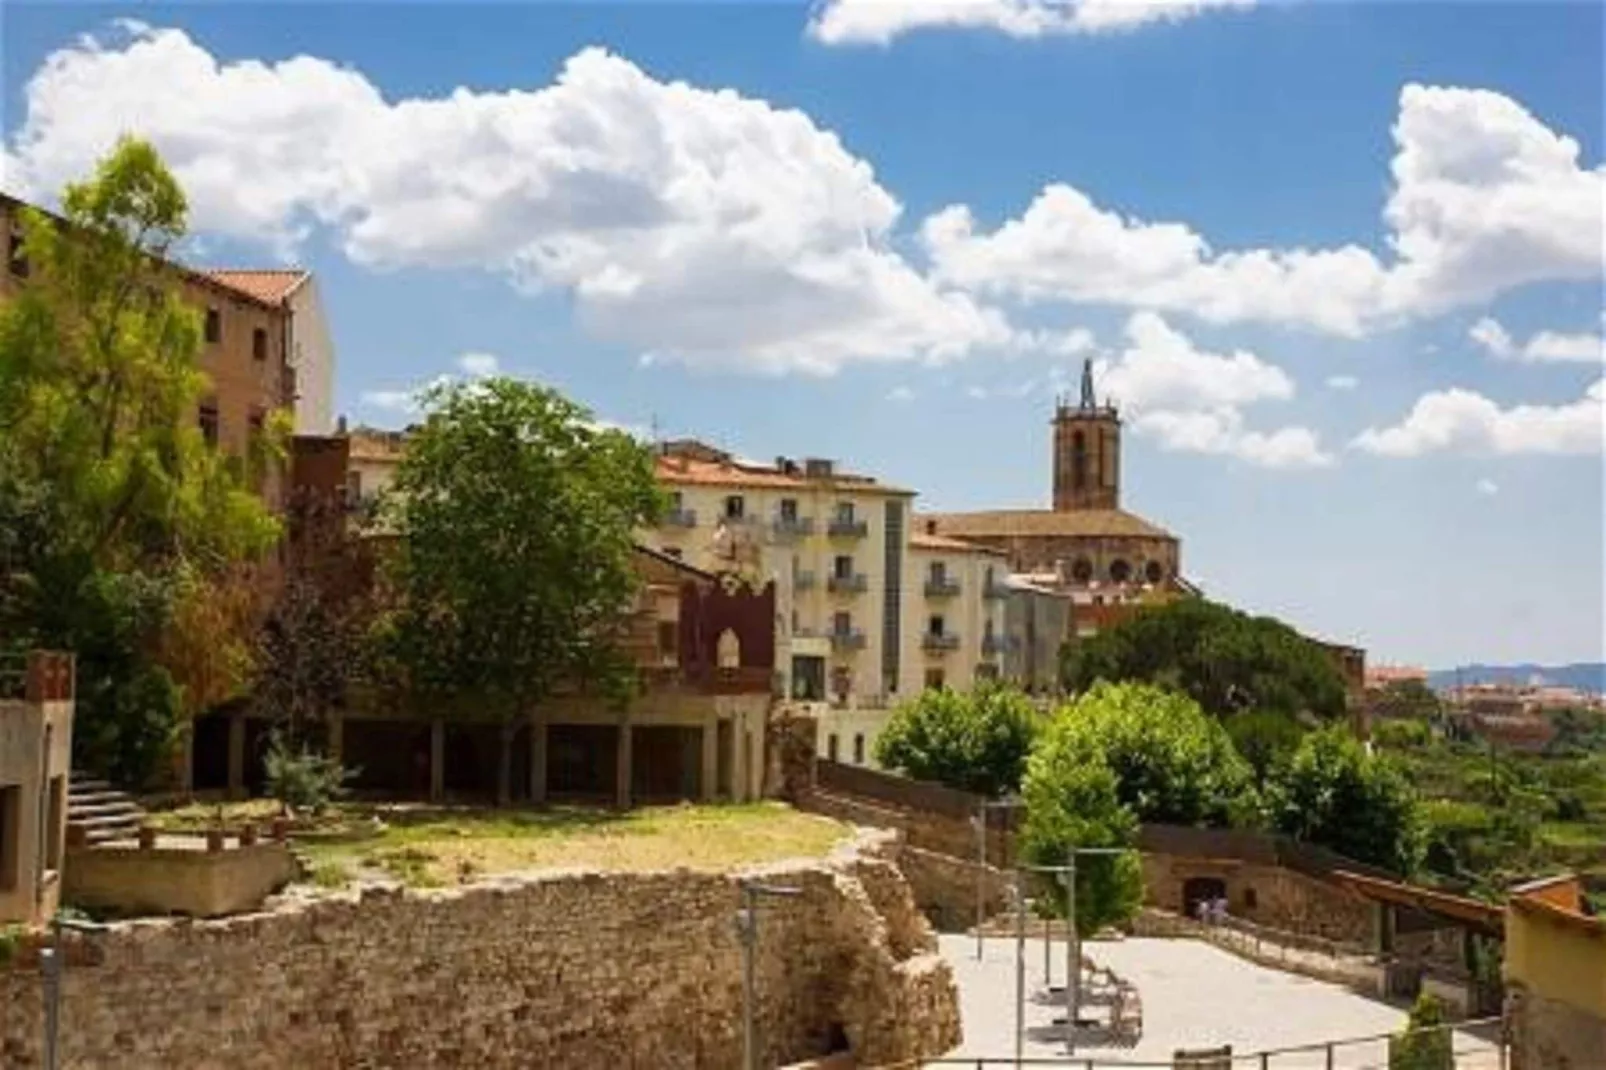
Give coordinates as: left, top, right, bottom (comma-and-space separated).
1183, 876, 1228, 918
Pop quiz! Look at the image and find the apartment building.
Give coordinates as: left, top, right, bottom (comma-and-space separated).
1, 194, 305, 511
206, 270, 337, 434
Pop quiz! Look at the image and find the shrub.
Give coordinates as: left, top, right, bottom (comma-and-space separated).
263, 734, 354, 816
1388, 993, 1453, 1070
874, 684, 1041, 797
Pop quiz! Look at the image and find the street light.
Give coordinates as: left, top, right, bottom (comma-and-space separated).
972, 795, 1022, 960
734, 878, 802, 1070
43, 912, 108, 1070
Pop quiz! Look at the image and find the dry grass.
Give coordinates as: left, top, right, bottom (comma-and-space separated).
146, 799, 283, 831
297, 802, 848, 889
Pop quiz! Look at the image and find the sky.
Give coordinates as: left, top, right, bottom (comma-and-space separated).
2, 0, 1602, 669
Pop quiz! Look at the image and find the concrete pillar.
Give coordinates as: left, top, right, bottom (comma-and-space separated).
734, 712, 750, 803
615, 719, 633, 810
327, 714, 344, 764
226, 714, 246, 799
429, 720, 445, 803
530, 718, 548, 805
701, 717, 719, 802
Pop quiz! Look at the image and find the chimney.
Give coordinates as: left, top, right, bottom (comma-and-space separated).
925, 519, 937, 535
336, 414, 348, 435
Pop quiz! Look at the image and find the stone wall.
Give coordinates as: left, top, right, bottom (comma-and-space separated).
62, 839, 298, 919
0, 832, 960, 1069
1507, 981, 1606, 1070
1141, 851, 1378, 947
893, 845, 1013, 934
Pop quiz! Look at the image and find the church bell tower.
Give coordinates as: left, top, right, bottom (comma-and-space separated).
1052, 358, 1121, 511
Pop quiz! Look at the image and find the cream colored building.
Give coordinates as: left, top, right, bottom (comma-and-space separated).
0, 653, 74, 926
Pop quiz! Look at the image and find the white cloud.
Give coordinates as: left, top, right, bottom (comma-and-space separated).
965, 385, 991, 399
3, 24, 1021, 376
1469, 315, 1603, 364
807, 0, 1254, 45
922, 85, 1605, 335
456, 352, 501, 377
1476, 478, 1499, 496
886, 385, 915, 402
1094, 312, 1331, 469
1353, 378, 1606, 456
1326, 375, 1359, 391
360, 374, 454, 415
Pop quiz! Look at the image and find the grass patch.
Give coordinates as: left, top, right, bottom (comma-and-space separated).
1539, 821, 1606, 850
146, 799, 282, 831
295, 802, 846, 888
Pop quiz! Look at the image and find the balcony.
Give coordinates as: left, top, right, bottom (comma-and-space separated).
924, 577, 961, 598
792, 570, 818, 591
827, 518, 868, 538
829, 629, 867, 652
981, 633, 1007, 657
983, 580, 1011, 601
662, 508, 697, 528
772, 515, 816, 539
827, 573, 869, 594
922, 633, 961, 653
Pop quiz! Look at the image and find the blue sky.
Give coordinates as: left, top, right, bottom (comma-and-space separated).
3, 1, 1602, 668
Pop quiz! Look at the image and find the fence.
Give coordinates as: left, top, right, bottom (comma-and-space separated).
878, 1016, 1508, 1069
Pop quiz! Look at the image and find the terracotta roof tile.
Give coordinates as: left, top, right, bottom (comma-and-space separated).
205, 269, 309, 305
655, 456, 911, 496
908, 531, 1009, 556
922, 508, 1175, 540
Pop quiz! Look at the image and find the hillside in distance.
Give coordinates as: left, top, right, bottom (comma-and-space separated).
1427, 663, 1606, 695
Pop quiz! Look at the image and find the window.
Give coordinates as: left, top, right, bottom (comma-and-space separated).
928, 615, 945, 637
344, 470, 363, 507
0, 784, 19, 891
1071, 430, 1088, 490
668, 491, 683, 511
657, 620, 678, 659
1109, 558, 1132, 584
1070, 557, 1093, 584
853, 734, 865, 764
204, 307, 222, 344
827, 734, 839, 761
835, 501, 855, 523
198, 400, 220, 447
1145, 560, 1164, 584
929, 561, 946, 584
779, 498, 798, 522
6, 218, 27, 278
248, 407, 266, 437
252, 327, 268, 362
724, 495, 745, 520
832, 611, 852, 635
924, 668, 945, 690
833, 555, 853, 579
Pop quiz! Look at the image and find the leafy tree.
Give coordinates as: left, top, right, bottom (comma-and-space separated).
380, 378, 664, 803
1049, 681, 1256, 827
1225, 708, 1305, 786
1370, 678, 1443, 722
873, 685, 1041, 796
1061, 597, 1347, 722
1268, 726, 1422, 873
0, 137, 279, 785
1020, 718, 1144, 937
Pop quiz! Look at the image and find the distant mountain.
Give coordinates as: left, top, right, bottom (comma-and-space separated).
1427, 662, 1606, 695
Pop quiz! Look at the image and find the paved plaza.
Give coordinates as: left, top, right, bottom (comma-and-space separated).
937, 933, 1504, 1068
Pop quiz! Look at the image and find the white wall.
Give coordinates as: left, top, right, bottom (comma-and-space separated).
289, 280, 335, 434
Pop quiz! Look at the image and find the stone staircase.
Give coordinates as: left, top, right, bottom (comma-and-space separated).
67, 773, 146, 846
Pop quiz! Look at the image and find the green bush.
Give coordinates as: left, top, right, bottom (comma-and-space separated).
874, 684, 1041, 797
1388, 993, 1453, 1070
1268, 726, 1422, 873
263, 734, 355, 815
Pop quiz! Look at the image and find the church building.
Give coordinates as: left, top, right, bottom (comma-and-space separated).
921, 360, 1192, 632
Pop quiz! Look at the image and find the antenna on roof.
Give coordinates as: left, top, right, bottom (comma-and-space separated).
649, 412, 660, 444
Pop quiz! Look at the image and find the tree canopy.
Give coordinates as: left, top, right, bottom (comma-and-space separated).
379, 377, 664, 801
1061, 597, 1347, 722
873, 684, 1041, 797
1048, 681, 1255, 827
1267, 726, 1423, 874
0, 138, 280, 786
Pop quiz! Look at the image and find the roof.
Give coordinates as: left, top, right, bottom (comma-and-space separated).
347, 426, 409, 462
631, 543, 717, 583
922, 508, 1176, 541
1327, 869, 1504, 932
655, 455, 912, 496
205, 269, 309, 305
908, 530, 1009, 556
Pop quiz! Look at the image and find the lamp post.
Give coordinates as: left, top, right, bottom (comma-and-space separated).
43, 913, 107, 1070
973, 795, 1022, 960
735, 878, 802, 1070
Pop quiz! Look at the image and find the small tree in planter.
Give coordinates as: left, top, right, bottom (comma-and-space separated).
263, 732, 354, 819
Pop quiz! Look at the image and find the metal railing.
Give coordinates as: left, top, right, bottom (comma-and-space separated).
794, 571, 818, 590
829, 629, 868, 651
887, 1016, 1507, 1068
827, 518, 869, 538
828, 573, 869, 594
925, 578, 962, 598
923, 633, 961, 652
772, 515, 815, 538
662, 507, 698, 528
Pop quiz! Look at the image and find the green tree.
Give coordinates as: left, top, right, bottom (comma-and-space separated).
1371, 679, 1443, 722
1049, 681, 1256, 827
1388, 992, 1454, 1070
1225, 708, 1305, 786
1020, 719, 1143, 937
873, 685, 1041, 797
1061, 597, 1347, 722
380, 377, 664, 803
0, 138, 279, 785
1268, 726, 1422, 873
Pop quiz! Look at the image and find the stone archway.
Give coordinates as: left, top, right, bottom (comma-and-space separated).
1183, 876, 1227, 918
